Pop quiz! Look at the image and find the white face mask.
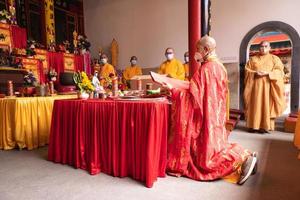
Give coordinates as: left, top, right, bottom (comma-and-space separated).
131, 60, 137, 65
166, 53, 174, 60
194, 52, 203, 63
184, 56, 189, 63
100, 58, 107, 64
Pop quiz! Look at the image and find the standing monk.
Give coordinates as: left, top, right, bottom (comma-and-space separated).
165, 35, 257, 185
244, 41, 286, 133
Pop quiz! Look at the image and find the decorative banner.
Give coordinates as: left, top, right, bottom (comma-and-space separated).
22, 58, 40, 82
44, 0, 55, 46
0, 23, 12, 50
63, 53, 75, 72
34, 48, 49, 72
111, 38, 118, 68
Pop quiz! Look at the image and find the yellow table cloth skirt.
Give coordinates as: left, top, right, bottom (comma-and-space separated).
0, 95, 76, 150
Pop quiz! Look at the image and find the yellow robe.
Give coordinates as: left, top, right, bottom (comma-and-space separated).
123, 65, 142, 80
244, 54, 286, 130
100, 63, 116, 79
183, 63, 189, 80
158, 58, 185, 80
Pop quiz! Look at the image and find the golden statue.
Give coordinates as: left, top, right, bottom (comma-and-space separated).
73, 31, 78, 48
98, 47, 103, 57
111, 38, 119, 68
9, 0, 17, 25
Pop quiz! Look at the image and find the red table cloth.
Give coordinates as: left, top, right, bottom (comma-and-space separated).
48, 99, 169, 187
11, 25, 27, 49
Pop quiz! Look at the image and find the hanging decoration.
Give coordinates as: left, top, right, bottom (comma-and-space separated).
44, 0, 55, 47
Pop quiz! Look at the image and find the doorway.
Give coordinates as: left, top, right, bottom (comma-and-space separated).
239, 21, 300, 113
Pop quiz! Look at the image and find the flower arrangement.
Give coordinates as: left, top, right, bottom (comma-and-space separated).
24, 71, 37, 86
26, 39, 37, 57
77, 35, 91, 51
48, 68, 58, 82
73, 71, 94, 93
0, 10, 11, 23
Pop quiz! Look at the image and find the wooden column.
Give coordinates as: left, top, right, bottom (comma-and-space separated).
188, 0, 201, 78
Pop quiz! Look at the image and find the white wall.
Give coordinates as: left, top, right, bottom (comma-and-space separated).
84, 0, 300, 109
84, 0, 188, 69
211, 0, 300, 63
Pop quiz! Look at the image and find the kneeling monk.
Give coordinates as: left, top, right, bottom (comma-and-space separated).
165, 36, 257, 185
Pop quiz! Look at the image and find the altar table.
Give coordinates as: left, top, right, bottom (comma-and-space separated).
0, 95, 76, 150
48, 98, 170, 187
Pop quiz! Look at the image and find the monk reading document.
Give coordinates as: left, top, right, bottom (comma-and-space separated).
151, 36, 258, 185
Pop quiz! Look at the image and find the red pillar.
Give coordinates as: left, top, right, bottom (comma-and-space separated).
188, 0, 201, 78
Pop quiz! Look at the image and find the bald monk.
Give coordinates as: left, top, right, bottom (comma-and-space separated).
183, 51, 190, 80
158, 48, 185, 80
244, 41, 286, 133
123, 56, 142, 81
163, 35, 257, 185
99, 53, 116, 80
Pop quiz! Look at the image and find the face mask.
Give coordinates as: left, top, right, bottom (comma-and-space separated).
184, 56, 189, 63
166, 53, 174, 60
100, 58, 107, 64
194, 52, 203, 63
131, 60, 137, 65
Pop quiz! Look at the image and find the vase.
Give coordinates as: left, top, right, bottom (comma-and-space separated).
22, 86, 36, 96
78, 91, 89, 100
89, 92, 94, 99
81, 49, 87, 54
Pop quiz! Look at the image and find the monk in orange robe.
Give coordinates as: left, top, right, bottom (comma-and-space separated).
123, 56, 142, 81
99, 53, 116, 79
183, 51, 190, 80
244, 41, 286, 133
158, 48, 185, 80
163, 36, 257, 184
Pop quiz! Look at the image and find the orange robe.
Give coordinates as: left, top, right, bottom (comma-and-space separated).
244, 54, 286, 130
100, 63, 116, 79
158, 58, 185, 80
123, 65, 142, 80
184, 63, 189, 80
167, 57, 250, 181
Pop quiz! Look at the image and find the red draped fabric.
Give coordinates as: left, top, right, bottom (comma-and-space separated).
48, 52, 64, 78
38, 60, 45, 84
74, 55, 84, 72
48, 99, 169, 187
83, 52, 91, 75
167, 57, 251, 181
11, 25, 27, 49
